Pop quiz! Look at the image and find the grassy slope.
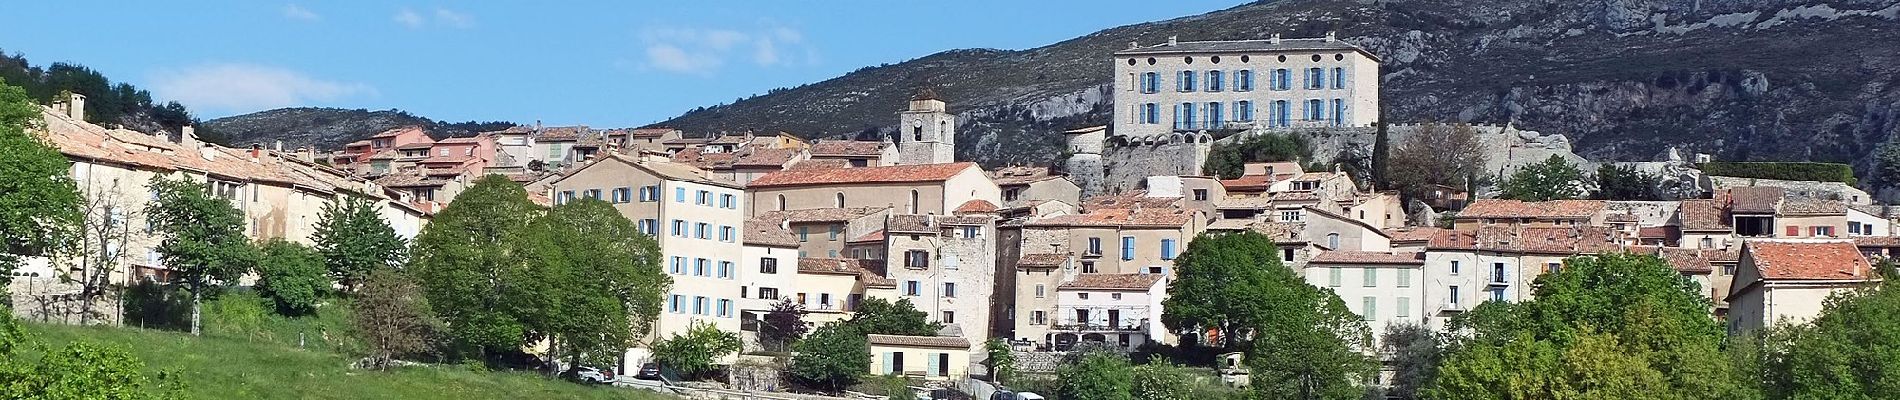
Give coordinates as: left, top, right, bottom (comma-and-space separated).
20, 323, 662, 400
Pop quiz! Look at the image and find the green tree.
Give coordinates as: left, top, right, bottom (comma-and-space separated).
352, 268, 438, 371
650, 320, 741, 380
789, 322, 871, 392
0, 79, 81, 284
1058, 351, 1133, 400
983, 338, 1016, 384
312, 196, 407, 293
847, 297, 942, 336
253, 238, 330, 316
1130, 362, 1194, 400
1426, 253, 1750, 399
760, 298, 810, 352
1161, 231, 1282, 350
1761, 281, 1900, 398
1499, 155, 1585, 201
146, 175, 258, 336
516, 198, 668, 369
1203, 132, 1313, 179
1593, 163, 1661, 201
1370, 117, 1391, 190
1877, 138, 1900, 189
1380, 322, 1440, 400
1386, 123, 1486, 202
408, 175, 541, 359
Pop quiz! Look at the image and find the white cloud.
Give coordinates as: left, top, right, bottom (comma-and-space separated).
393, 8, 425, 29
637, 24, 815, 75
282, 4, 320, 22
394, 7, 474, 29
149, 63, 376, 114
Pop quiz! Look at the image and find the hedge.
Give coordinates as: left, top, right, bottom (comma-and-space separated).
1698, 162, 1858, 186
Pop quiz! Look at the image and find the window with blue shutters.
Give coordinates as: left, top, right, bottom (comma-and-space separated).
1333, 67, 1346, 89
1161, 239, 1177, 260
1274, 69, 1290, 90
1142, 72, 1161, 93
1178, 70, 1196, 92
669, 295, 681, 313
674, 187, 685, 202
1332, 99, 1346, 126
1306, 68, 1323, 89
926, 353, 941, 377
1236, 101, 1253, 122
1121, 236, 1136, 260
1171, 104, 1183, 129
1142, 103, 1159, 124
1273, 100, 1289, 127
1206, 70, 1223, 92
1307, 99, 1324, 121
1236, 69, 1253, 91
1179, 102, 1196, 129
1206, 102, 1222, 128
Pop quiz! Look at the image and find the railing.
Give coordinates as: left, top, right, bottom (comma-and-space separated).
1050, 322, 1145, 332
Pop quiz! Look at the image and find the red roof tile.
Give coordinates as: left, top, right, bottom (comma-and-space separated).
1385, 227, 1445, 243
1309, 251, 1425, 265
748, 162, 976, 188
808, 140, 886, 157
1726, 187, 1784, 214
866, 334, 969, 349
743, 219, 800, 248
1018, 253, 1070, 268
954, 199, 999, 214
1744, 241, 1874, 281
1058, 273, 1164, 291
1459, 199, 1607, 219
1678, 199, 1730, 231
1027, 207, 1191, 228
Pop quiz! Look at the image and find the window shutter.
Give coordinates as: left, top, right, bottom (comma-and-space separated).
926, 353, 940, 377
883, 352, 895, 375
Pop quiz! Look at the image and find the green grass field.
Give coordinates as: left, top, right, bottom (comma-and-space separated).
14, 292, 669, 400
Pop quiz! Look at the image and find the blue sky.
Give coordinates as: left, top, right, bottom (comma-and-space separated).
0, 1, 1242, 127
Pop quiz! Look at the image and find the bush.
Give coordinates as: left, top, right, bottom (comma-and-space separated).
1699, 162, 1857, 185
202, 291, 363, 355
651, 321, 741, 380
254, 239, 331, 316
856, 374, 917, 400
123, 280, 192, 331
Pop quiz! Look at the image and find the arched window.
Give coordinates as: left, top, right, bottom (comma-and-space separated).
835, 192, 846, 208
1327, 233, 1340, 249
909, 190, 920, 214
777, 194, 787, 211
913, 126, 923, 141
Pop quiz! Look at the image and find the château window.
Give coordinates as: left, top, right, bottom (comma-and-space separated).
1273, 69, 1291, 90
1236, 100, 1254, 122
1206, 70, 1224, 92
1140, 72, 1160, 93
1306, 67, 1324, 89
1141, 103, 1159, 124
834, 192, 845, 208
1332, 67, 1347, 89
1206, 102, 1223, 128
1236, 69, 1253, 91
1177, 70, 1197, 92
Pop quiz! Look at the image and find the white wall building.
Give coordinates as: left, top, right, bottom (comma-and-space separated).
1050, 273, 1169, 351
1110, 33, 1381, 138
1305, 251, 1426, 347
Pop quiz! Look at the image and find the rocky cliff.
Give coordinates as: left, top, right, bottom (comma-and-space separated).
653, 0, 1900, 179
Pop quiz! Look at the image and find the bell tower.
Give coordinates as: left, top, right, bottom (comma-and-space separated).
896, 88, 956, 165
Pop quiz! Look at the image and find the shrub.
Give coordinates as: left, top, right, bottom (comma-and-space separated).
1699, 162, 1857, 185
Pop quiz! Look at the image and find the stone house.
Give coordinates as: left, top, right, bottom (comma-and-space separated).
992, 166, 1082, 210
877, 213, 1000, 356
793, 258, 896, 325
868, 334, 971, 381
806, 139, 896, 167
1728, 240, 1879, 334
752, 207, 892, 259
1452, 199, 1609, 231
738, 219, 800, 332
745, 162, 1002, 216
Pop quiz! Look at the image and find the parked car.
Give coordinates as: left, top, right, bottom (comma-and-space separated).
634, 362, 663, 380
561, 366, 613, 384
991, 391, 1045, 400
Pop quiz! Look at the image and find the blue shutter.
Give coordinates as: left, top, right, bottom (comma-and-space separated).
1121, 237, 1135, 261
882, 352, 895, 375
1161, 239, 1175, 260
674, 187, 685, 202
1172, 104, 1182, 129
926, 353, 940, 377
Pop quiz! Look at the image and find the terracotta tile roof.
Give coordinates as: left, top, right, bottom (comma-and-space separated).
1630, 246, 1715, 273
755, 207, 890, 223
1778, 199, 1847, 216
1309, 251, 1424, 265
733, 148, 801, 168
395, 142, 436, 150
990, 166, 1062, 186
1703, 248, 1741, 263
437, 136, 486, 144
625, 128, 678, 138
798, 257, 875, 276
888, 214, 936, 234
1270, 192, 1321, 202
1027, 207, 1192, 228
536, 126, 589, 141
1678, 199, 1731, 231
849, 229, 886, 243
374, 172, 448, 188
1459, 199, 1607, 219
955, 199, 999, 214
371, 127, 420, 138
808, 140, 887, 157
1854, 236, 1900, 248
1427, 226, 1624, 254
708, 135, 750, 145
937, 215, 992, 226
1726, 187, 1785, 214
1018, 253, 1071, 268
1219, 174, 1287, 191
346, 140, 371, 147
1638, 226, 1677, 240
1744, 241, 1874, 281
368, 150, 400, 160
748, 162, 977, 188
789, 158, 852, 170
1058, 273, 1164, 291
1385, 227, 1444, 243
1080, 191, 1180, 211
866, 334, 970, 349
743, 219, 800, 248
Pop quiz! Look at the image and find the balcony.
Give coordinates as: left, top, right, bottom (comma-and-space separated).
1439, 301, 1465, 314
1050, 321, 1146, 333
1486, 274, 1509, 287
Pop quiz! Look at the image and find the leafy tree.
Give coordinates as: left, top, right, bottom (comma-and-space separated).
1130, 362, 1194, 400
516, 198, 668, 369
789, 322, 871, 392
983, 338, 1016, 384
1380, 323, 1441, 400
253, 238, 330, 316
312, 196, 406, 293
1387, 123, 1486, 202
1203, 132, 1313, 179
1593, 163, 1662, 200
408, 175, 541, 358
1759, 281, 1900, 398
760, 298, 810, 352
0, 79, 81, 285
146, 175, 259, 336
0, 313, 185, 399
847, 297, 942, 336
1878, 138, 1900, 189
1426, 253, 1750, 399
1499, 155, 1586, 201
1161, 231, 1283, 350
1058, 351, 1133, 400
353, 268, 438, 370
650, 320, 741, 380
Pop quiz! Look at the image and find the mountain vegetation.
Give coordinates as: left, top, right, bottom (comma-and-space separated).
201, 107, 514, 151
0, 49, 195, 136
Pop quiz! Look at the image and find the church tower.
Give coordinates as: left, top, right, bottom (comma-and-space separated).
895, 88, 956, 165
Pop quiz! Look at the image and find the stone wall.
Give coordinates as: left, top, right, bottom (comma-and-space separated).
7, 277, 121, 325
1102, 138, 1210, 195
1710, 176, 1873, 205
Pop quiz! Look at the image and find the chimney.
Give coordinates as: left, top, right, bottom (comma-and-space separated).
180, 126, 201, 149
1128, 41, 1139, 50
273, 140, 284, 152
1269, 33, 1282, 45
1166, 36, 1178, 46
295, 146, 315, 163
249, 144, 263, 161
1325, 31, 1336, 42
66, 92, 86, 119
